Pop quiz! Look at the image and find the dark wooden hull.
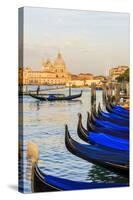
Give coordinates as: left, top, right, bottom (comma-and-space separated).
65, 125, 129, 177
97, 103, 128, 121
87, 115, 129, 139
32, 164, 60, 192
91, 108, 129, 126
32, 162, 129, 192
77, 113, 88, 143
77, 113, 129, 153
105, 103, 129, 118
29, 91, 82, 101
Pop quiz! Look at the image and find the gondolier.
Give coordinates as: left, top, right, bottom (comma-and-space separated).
37, 85, 40, 95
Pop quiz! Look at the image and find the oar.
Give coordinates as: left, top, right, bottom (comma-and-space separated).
26, 141, 39, 165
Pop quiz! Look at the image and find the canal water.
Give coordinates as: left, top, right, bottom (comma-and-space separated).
19, 86, 128, 193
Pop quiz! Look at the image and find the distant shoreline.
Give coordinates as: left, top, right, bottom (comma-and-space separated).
20, 84, 103, 88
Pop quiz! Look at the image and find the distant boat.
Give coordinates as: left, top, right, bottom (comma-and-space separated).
29, 90, 82, 101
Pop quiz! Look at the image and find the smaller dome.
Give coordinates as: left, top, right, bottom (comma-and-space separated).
42, 59, 52, 66
46, 59, 51, 64
45, 59, 52, 67
42, 59, 53, 72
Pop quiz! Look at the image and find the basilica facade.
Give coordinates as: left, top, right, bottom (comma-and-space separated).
19, 52, 71, 85
19, 52, 108, 87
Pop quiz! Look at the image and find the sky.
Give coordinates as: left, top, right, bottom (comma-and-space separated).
23, 7, 129, 75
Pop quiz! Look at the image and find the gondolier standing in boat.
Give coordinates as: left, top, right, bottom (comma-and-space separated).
37, 85, 40, 95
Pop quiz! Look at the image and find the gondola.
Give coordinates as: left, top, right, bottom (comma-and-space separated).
107, 102, 129, 114
32, 163, 128, 192
91, 107, 129, 126
86, 113, 129, 139
91, 105, 129, 133
77, 114, 129, 151
78, 113, 91, 142
106, 103, 129, 118
29, 90, 82, 101
109, 102, 129, 113
90, 115, 129, 133
93, 102, 129, 121
98, 103, 129, 121
65, 125, 129, 177
78, 113, 129, 144
32, 163, 60, 192
108, 100, 129, 111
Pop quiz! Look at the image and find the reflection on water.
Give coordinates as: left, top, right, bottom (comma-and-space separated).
31, 99, 83, 112
19, 87, 128, 193
87, 165, 128, 183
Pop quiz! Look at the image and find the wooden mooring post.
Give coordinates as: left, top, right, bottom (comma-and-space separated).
102, 83, 107, 105
111, 83, 116, 103
115, 83, 120, 104
126, 82, 129, 97
19, 84, 23, 94
26, 85, 28, 93
69, 83, 71, 96
91, 83, 96, 109
106, 83, 113, 102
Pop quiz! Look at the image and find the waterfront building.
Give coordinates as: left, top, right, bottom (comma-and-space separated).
19, 52, 71, 85
19, 52, 110, 87
93, 75, 106, 81
76, 73, 94, 80
19, 67, 32, 85
109, 66, 128, 81
69, 73, 106, 87
85, 79, 102, 87
66, 80, 84, 87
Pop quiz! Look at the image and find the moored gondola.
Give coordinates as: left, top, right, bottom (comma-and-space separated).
77, 113, 89, 143
106, 103, 129, 118
98, 103, 129, 121
32, 163, 128, 192
98, 103, 129, 118
91, 107, 129, 126
65, 125, 129, 177
110, 103, 129, 113
32, 163, 60, 192
107, 99, 129, 112
91, 117, 129, 133
77, 113, 129, 151
30, 141, 128, 193
29, 90, 82, 101
90, 106, 129, 133
86, 113, 129, 139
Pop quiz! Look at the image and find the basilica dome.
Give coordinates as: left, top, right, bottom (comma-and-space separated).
54, 52, 65, 66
